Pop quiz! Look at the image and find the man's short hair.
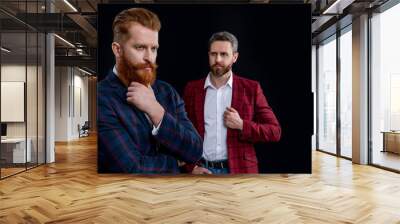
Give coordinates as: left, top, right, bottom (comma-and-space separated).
208, 31, 238, 52
112, 8, 161, 42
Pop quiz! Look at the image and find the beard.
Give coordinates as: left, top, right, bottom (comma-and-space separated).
117, 53, 158, 86
210, 63, 232, 77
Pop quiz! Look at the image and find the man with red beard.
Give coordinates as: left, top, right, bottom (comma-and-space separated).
183, 31, 281, 174
97, 8, 202, 173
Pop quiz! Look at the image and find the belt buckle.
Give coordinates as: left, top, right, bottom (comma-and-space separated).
202, 159, 226, 169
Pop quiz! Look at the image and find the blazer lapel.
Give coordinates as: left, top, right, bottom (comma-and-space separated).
228, 74, 243, 140
195, 79, 206, 139
132, 106, 151, 131
231, 74, 242, 113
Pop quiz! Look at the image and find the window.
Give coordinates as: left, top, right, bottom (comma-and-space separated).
370, 2, 400, 171
317, 36, 337, 154
339, 28, 352, 158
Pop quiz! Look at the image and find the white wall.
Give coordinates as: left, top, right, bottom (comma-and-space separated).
71, 71, 89, 139
54, 66, 89, 141
55, 66, 69, 141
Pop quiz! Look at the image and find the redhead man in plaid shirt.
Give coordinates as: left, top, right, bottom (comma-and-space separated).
98, 8, 202, 173
183, 31, 281, 174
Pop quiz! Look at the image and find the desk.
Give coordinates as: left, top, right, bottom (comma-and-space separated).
1, 138, 31, 163
382, 131, 400, 154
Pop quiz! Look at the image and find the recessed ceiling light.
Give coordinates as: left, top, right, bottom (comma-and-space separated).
77, 67, 92, 76
54, 34, 75, 48
63, 0, 78, 12
322, 0, 353, 15
1, 47, 11, 53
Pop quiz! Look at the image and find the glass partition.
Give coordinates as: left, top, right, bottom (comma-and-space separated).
317, 35, 337, 155
0, 0, 46, 179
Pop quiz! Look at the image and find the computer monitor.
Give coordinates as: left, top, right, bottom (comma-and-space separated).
1, 123, 7, 138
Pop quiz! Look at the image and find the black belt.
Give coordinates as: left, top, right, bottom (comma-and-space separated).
200, 158, 228, 169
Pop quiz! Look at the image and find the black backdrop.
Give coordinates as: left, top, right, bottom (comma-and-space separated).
98, 4, 313, 173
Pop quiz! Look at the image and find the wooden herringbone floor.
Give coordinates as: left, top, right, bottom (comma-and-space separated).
1, 135, 400, 224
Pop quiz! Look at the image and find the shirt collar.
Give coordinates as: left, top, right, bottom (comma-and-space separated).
113, 65, 118, 77
204, 71, 233, 89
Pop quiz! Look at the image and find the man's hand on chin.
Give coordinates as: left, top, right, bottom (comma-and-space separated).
126, 81, 165, 126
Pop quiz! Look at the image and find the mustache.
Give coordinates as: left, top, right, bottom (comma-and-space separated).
132, 62, 158, 71
212, 63, 224, 67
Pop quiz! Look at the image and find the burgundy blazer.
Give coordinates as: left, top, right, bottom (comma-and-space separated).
183, 74, 281, 174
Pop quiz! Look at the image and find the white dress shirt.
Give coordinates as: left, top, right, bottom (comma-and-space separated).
203, 72, 233, 161
113, 66, 162, 135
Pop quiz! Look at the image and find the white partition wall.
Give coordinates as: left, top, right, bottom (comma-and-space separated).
55, 67, 89, 141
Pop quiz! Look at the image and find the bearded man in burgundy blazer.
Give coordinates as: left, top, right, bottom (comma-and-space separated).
183, 31, 281, 174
